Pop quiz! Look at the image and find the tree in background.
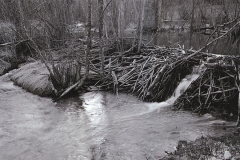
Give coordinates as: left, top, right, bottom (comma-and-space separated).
75, 0, 91, 90
0, 0, 239, 53
98, 0, 104, 76
137, 0, 146, 53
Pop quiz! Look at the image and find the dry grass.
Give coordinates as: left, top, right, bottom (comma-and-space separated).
10, 61, 53, 96
0, 59, 11, 75
0, 49, 14, 75
48, 60, 82, 95
0, 49, 25, 75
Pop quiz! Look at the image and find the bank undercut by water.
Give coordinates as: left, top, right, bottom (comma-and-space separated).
10, 61, 54, 96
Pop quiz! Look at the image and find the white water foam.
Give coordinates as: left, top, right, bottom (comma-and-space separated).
146, 64, 205, 113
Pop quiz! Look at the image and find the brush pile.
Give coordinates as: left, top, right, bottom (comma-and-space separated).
173, 55, 239, 118
88, 45, 240, 118
41, 42, 239, 118
49, 60, 82, 94
92, 46, 208, 102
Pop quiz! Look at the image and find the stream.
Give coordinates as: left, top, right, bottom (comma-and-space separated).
0, 71, 235, 160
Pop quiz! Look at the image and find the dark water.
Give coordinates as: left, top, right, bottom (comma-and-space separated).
144, 31, 238, 55
0, 72, 235, 160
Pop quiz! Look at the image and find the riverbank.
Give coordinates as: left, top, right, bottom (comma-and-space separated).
161, 126, 240, 160
10, 61, 54, 96
0, 49, 25, 76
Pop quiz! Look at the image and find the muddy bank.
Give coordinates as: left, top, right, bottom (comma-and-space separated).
162, 126, 240, 160
10, 61, 53, 96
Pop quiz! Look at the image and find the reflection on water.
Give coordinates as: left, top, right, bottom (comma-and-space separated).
81, 92, 107, 128
0, 73, 236, 160
81, 92, 108, 144
144, 31, 238, 55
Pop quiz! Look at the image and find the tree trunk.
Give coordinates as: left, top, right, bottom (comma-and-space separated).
98, 0, 104, 76
76, 0, 91, 90
155, 0, 163, 30
85, 0, 91, 76
117, 1, 125, 51
236, 63, 240, 127
111, 0, 118, 37
237, 90, 240, 127
137, 0, 146, 53
4, 0, 25, 57
189, 0, 195, 48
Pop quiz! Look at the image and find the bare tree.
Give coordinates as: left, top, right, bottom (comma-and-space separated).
76, 0, 91, 90
189, 0, 196, 48
57, 0, 92, 99
137, 0, 146, 53
98, 0, 104, 76
155, 0, 163, 30
1, 0, 25, 56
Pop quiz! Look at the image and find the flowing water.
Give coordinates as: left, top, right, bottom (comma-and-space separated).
0, 71, 235, 160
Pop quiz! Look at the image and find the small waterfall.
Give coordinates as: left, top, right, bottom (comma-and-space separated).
146, 64, 204, 112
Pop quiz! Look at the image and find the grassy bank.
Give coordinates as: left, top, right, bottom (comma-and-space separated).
10, 61, 53, 96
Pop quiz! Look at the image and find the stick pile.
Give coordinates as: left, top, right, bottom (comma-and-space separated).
91, 45, 239, 118
174, 56, 239, 117
47, 43, 240, 119
97, 46, 207, 102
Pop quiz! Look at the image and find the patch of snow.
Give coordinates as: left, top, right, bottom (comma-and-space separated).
224, 150, 231, 160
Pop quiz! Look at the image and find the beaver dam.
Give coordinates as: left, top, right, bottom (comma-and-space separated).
10, 42, 240, 125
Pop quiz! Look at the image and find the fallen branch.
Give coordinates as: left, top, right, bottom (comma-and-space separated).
183, 21, 240, 61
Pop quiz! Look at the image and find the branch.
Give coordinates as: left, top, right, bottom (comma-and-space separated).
217, 17, 240, 27
0, 42, 13, 47
102, 0, 113, 14
186, 21, 240, 60
204, 21, 240, 48
0, 39, 31, 47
